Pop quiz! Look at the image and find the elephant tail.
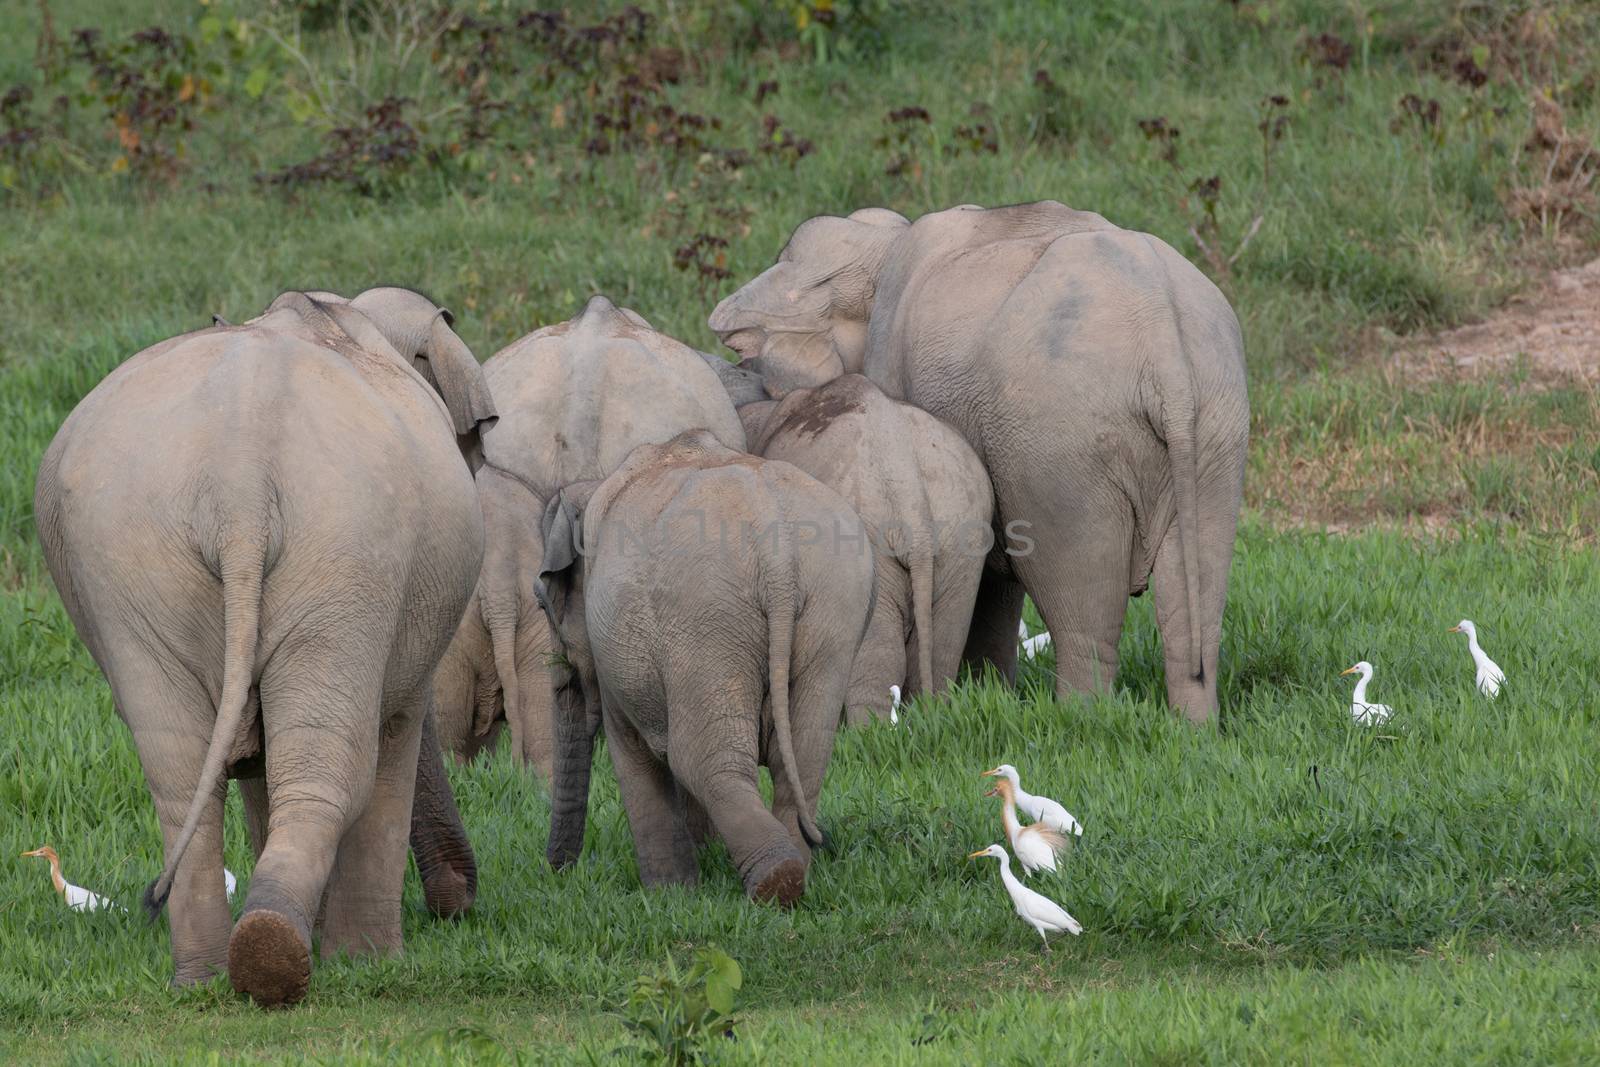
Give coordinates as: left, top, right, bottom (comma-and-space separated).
763, 533, 822, 851
143, 534, 265, 921
908, 540, 936, 698
1156, 349, 1205, 685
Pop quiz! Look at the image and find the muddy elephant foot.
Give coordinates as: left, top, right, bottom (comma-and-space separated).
748, 857, 807, 907
229, 910, 311, 1008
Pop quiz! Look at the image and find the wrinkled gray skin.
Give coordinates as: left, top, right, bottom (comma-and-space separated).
34, 288, 497, 1006
710, 202, 1249, 723
536, 431, 874, 906
748, 375, 991, 721
433, 295, 747, 777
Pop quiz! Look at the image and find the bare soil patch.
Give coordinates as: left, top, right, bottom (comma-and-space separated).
1391, 256, 1600, 384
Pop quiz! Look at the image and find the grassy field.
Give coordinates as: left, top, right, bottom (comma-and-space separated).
3, 0, 1599, 1062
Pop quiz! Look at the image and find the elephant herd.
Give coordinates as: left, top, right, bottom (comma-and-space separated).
34, 200, 1249, 1007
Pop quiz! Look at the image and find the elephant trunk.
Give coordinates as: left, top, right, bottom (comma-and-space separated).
545, 681, 597, 869
409, 712, 477, 919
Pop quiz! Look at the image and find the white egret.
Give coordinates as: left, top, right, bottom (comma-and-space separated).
225, 868, 238, 900
888, 685, 901, 726
21, 846, 123, 913
984, 775, 1069, 875
981, 764, 1083, 837
1018, 621, 1053, 658
968, 843, 1082, 949
1339, 661, 1393, 726
1448, 620, 1504, 698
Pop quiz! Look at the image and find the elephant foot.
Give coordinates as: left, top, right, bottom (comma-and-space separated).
169, 960, 225, 989
748, 857, 807, 908
229, 910, 311, 1008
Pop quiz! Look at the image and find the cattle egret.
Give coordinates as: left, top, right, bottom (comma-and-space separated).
1019, 621, 1053, 658
968, 843, 1082, 949
225, 868, 238, 900
888, 684, 901, 726
1448, 620, 1504, 698
981, 764, 1083, 837
21, 846, 123, 913
1339, 661, 1393, 726
984, 776, 1069, 875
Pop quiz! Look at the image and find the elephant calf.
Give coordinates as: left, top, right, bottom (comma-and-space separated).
536, 431, 875, 905
434, 295, 750, 775
747, 375, 992, 721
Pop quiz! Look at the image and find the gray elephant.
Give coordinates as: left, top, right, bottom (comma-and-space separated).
535, 430, 875, 905
34, 287, 496, 1006
710, 202, 1249, 723
434, 295, 747, 776
745, 374, 992, 721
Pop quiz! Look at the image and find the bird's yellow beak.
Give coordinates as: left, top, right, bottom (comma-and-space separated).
983, 786, 998, 798
1447, 625, 1462, 633
20, 848, 44, 858
967, 849, 988, 859
979, 767, 1000, 778
1339, 665, 1359, 676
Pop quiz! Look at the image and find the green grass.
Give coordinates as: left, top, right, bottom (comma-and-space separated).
5, 526, 1600, 1060
3, 0, 1600, 1061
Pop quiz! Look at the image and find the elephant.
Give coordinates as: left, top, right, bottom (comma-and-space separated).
34, 287, 497, 1006
709, 201, 1250, 723
535, 430, 875, 905
746, 374, 992, 721
433, 295, 747, 776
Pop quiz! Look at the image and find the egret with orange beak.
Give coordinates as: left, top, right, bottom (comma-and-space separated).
1339, 661, 1393, 725
1448, 620, 1504, 698
968, 843, 1082, 950
981, 764, 1082, 837
21, 846, 123, 913
984, 775, 1069, 875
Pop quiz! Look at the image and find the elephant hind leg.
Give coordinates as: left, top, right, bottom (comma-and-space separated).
113, 648, 233, 987
844, 562, 909, 723
411, 709, 478, 919
960, 566, 1026, 685
1014, 508, 1134, 701
610, 703, 698, 889
915, 553, 986, 698
768, 633, 849, 860
319, 689, 428, 959
230, 642, 385, 1007
667, 678, 802, 905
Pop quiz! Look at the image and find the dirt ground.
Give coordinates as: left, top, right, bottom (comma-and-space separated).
1393, 255, 1600, 383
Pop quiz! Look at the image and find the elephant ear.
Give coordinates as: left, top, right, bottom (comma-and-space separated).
420, 311, 499, 471
535, 489, 583, 640
347, 288, 499, 468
